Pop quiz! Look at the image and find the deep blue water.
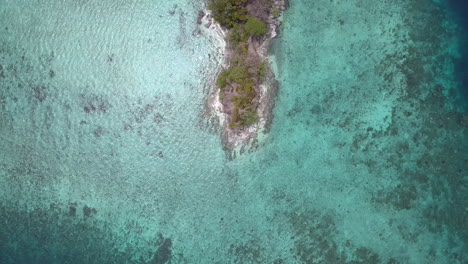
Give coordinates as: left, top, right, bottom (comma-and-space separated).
446, 0, 468, 106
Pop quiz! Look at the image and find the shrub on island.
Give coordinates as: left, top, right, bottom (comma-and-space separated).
241, 109, 258, 126
209, 0, 249, 28
244, 16, 267, 37
228, 66, 249, 82
217, 70, 230, 88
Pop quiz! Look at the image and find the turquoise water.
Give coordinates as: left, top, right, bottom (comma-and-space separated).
0, 0, 466, 263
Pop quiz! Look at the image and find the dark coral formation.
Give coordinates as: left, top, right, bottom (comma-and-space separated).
152, 233, 173, 264
83, 205, 97, 218
228, 240, 265, 263
80, 93, 111, 114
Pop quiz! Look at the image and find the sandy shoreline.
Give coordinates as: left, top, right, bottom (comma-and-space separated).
201, 1, 287, 157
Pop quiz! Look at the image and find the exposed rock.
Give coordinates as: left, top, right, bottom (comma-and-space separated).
197, 10, 205, 24
204, 0, 288, 154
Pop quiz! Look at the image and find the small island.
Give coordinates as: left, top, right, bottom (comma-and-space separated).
202, 0, 287, 155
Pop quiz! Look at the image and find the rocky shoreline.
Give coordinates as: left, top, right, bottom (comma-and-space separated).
200, 0, 288, 156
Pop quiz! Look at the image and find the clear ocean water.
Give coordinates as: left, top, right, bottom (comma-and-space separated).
0, 0, 466, 263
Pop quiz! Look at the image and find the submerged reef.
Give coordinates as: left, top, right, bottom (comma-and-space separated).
203, 0, 287, 153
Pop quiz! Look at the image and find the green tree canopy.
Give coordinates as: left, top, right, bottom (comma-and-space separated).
209, 0, 248, 28
244, 17, 267, 37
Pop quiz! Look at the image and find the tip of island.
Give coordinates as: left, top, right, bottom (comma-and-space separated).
200, 0, 288, 157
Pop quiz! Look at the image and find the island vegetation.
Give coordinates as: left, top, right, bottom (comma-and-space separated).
208, 0, 281, 129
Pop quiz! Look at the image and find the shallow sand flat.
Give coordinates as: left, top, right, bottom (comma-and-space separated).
0, 0, 466, 263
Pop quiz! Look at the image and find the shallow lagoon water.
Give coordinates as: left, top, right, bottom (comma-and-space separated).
0, 0, 467, 263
